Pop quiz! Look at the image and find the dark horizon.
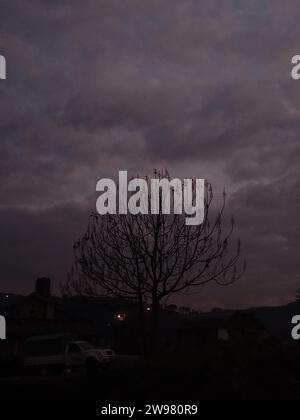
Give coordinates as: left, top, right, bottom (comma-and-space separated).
0, 279, 298, 314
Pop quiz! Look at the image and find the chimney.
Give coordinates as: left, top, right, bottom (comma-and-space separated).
35, 277, 51, 299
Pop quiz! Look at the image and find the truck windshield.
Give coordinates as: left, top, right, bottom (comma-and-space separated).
78, 342, 94, 351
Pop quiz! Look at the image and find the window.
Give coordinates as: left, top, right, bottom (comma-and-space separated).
68, 343, 81, 354
114, 312, 126, 321
78, 342, 94, 351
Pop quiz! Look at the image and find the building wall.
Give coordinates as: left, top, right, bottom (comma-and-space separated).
15, 298, 54, 320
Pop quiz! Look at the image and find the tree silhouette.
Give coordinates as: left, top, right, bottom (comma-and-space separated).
63, 171, 245, 353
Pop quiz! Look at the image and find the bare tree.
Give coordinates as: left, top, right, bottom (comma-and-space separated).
63, 171, 245, 353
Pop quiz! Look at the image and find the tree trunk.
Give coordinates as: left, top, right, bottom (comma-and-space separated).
138, 292, 148, 357
150, 297, 159, 354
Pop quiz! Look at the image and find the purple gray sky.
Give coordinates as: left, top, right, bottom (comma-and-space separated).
0, 0, 300, 310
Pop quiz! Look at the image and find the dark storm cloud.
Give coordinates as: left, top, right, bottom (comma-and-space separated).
1, 0, 300, 308
0, 203, 89, 294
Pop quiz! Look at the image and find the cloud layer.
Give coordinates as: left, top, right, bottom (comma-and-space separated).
1, 0, 300, 309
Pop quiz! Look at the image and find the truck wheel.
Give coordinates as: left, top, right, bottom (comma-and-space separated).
40, 366, 48, 377
85, 358, 99, 377
101, 362, 111, 371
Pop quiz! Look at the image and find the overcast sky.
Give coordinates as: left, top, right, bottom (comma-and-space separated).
0, 0, 300, 310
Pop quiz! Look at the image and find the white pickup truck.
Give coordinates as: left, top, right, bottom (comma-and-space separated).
23, 335, 115, 375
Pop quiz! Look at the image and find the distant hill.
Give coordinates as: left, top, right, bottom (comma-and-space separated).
248, 302, 300, 338
202, 302, 300, 338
